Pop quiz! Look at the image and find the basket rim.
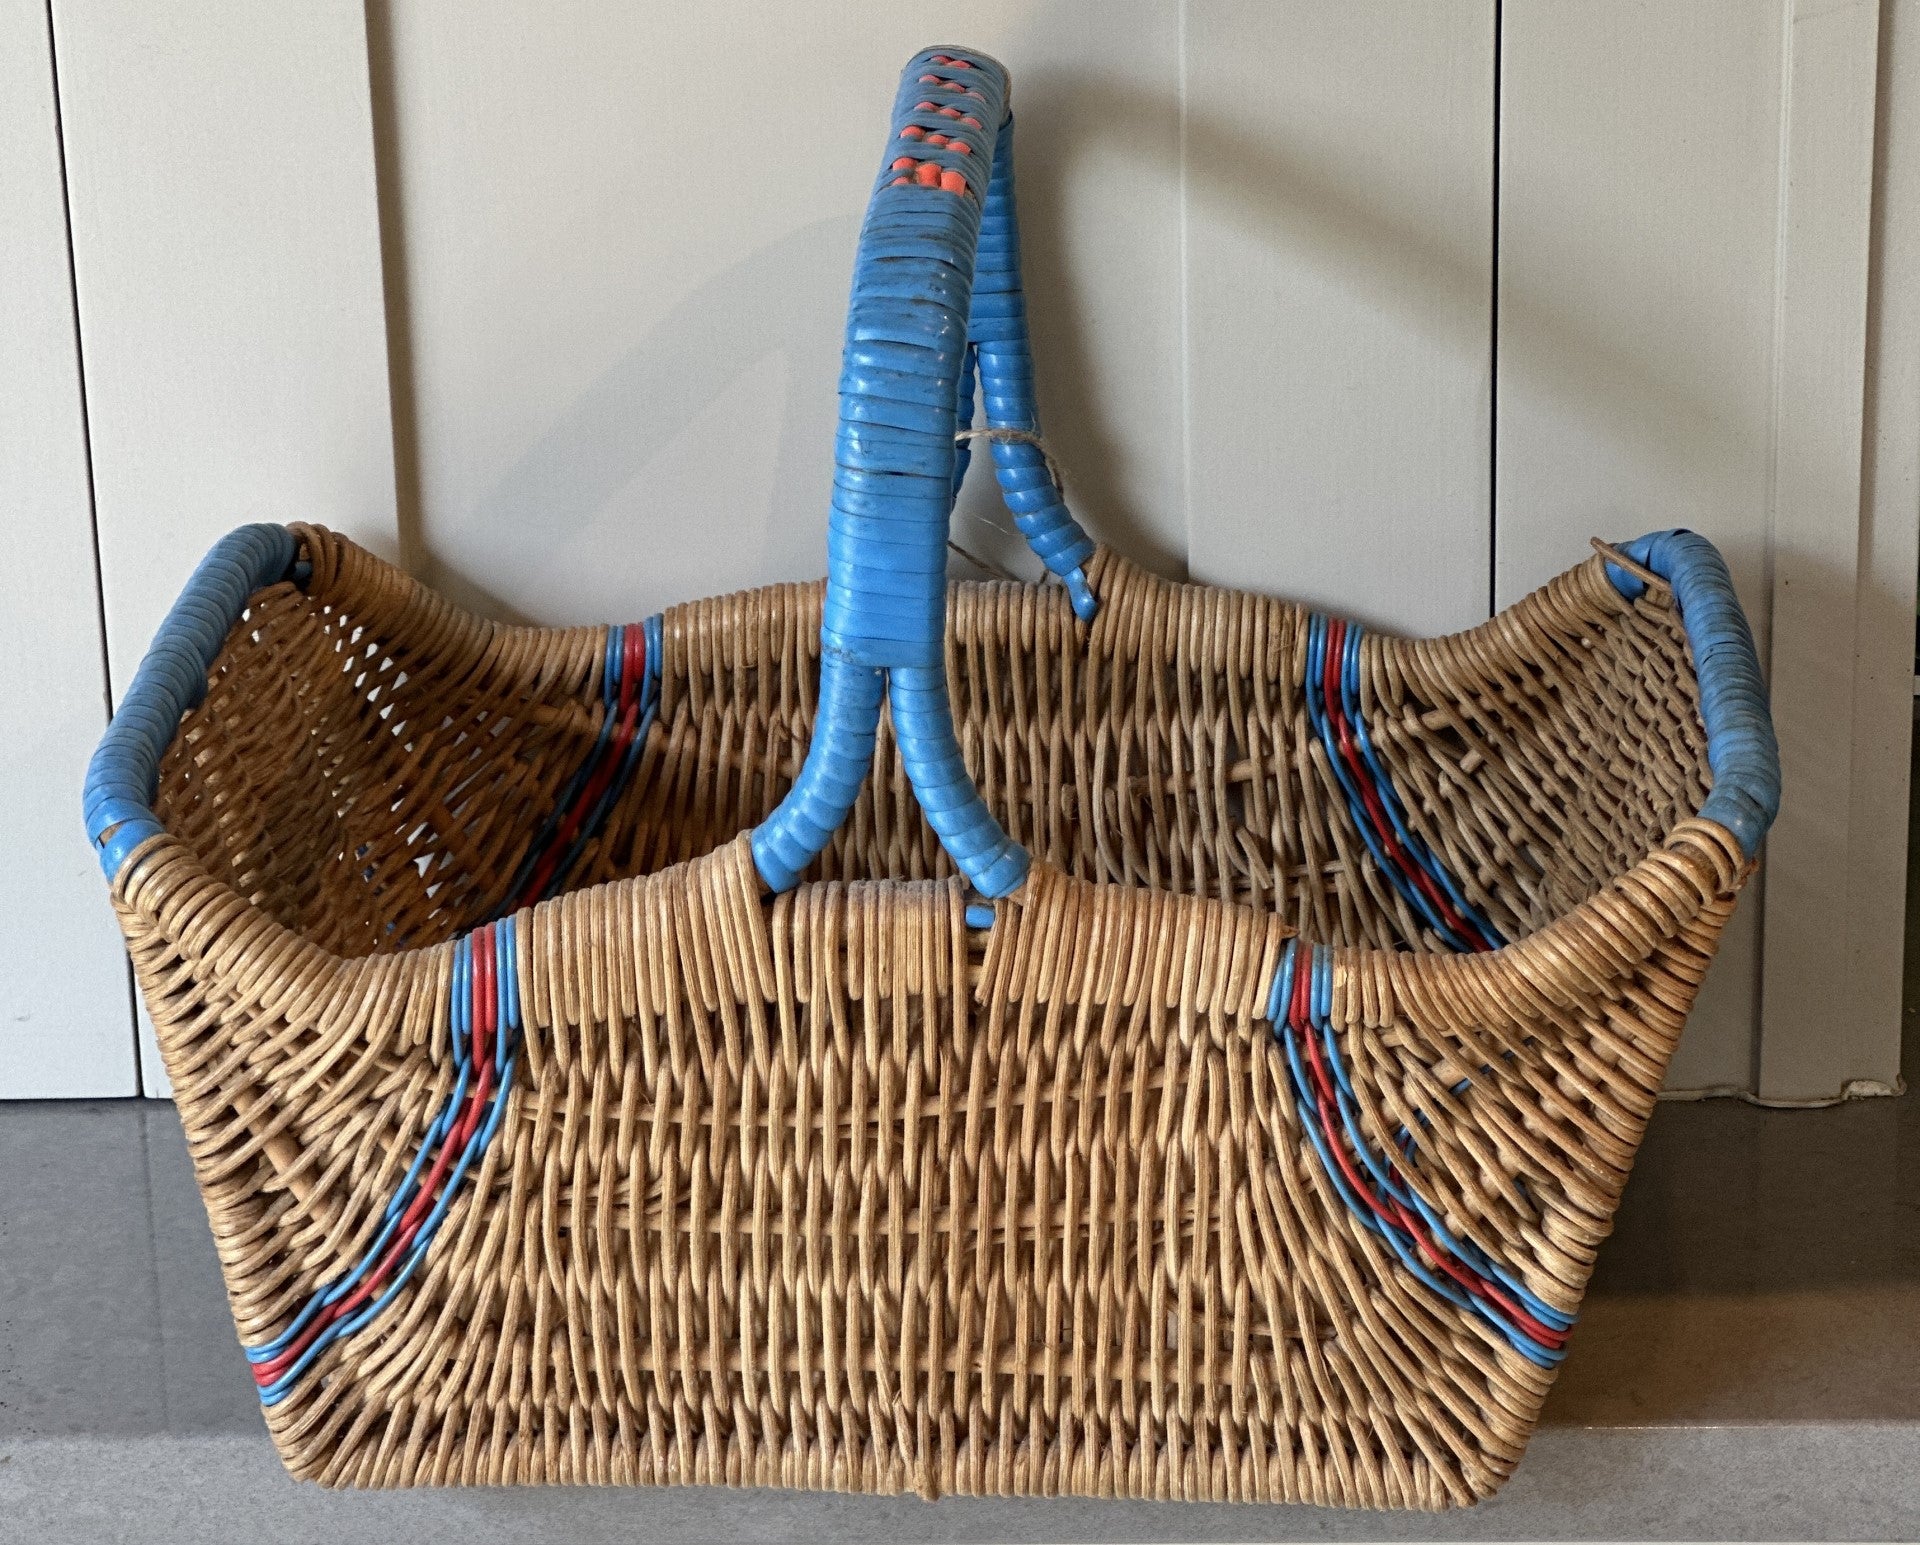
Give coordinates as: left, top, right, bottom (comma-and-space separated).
92, 525, 1757, 1018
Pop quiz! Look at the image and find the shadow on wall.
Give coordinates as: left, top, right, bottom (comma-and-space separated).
363, 24, 1194, 614
365, 16, 1774, 639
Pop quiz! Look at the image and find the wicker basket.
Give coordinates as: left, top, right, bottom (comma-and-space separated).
84, 47, 1778, 1509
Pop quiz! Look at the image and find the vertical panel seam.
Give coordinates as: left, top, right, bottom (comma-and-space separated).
1842, 0, 1918, 1094
1753, 0, 1801, 1096
43, 0, 142, 1095
362, 0, 424, 578
1756, 0, 1884, 1098
1488, 0, 1503, 623
1176, 0, 1193, 577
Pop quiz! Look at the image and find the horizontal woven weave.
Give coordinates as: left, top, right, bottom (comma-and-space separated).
109, 525, 1749, 1506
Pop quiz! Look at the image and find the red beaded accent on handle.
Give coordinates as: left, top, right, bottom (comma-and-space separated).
886, 54, 985, 196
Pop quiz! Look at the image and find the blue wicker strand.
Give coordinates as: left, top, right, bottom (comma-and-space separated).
1335, 619, 1503, 949
496, 617, 661, 915
1299, 959, 1573, 1333
499, 631, 627, 905
1266, 943, 1571, 1365
246, 917, 521, 1405
1302, 615, 1456, 946
753, 655, 886, 893
1302, 614, 1503, 952
1304, 619, 1476, 950
546, 694, 658, 893
970, 119, 1097, 619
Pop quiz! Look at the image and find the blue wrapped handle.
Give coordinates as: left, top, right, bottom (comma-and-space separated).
83, 522, 299, 880
1603, 530, 1780, 858
751, 48, 1095, 898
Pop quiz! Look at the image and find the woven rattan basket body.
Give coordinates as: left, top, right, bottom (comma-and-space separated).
85, 49, 1779, 1509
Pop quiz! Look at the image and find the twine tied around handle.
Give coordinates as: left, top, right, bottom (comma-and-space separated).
948, 428, 1070, 581
954, 426, 1069, 499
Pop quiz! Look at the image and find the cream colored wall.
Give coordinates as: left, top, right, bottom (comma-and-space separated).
368, 2, 1186, 628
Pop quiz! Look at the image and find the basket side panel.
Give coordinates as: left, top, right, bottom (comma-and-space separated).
122, 812, 1742, 1505
1342, 829, 1745, 1334
115, 839, 460, 1406
120, 833, 1651, 1505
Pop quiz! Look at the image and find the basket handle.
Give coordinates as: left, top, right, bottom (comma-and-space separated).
750, 47, 1095, 898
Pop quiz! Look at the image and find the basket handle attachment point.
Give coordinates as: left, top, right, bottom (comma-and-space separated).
1590, 537, 1666, 596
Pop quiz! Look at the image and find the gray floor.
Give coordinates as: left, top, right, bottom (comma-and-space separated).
3, 1072, 1919, 1541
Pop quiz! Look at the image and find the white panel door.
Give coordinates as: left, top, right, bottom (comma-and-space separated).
1497, 0, 1888, 1098
1183, 2, 1498, 636
1752, 0, 1885, 1102
51, 0, 400, 1093
1847, 0, 1920, 1104
0, 0, 136, 1096
1495, 0, 1785, 1093
371, 1, 1186, 629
